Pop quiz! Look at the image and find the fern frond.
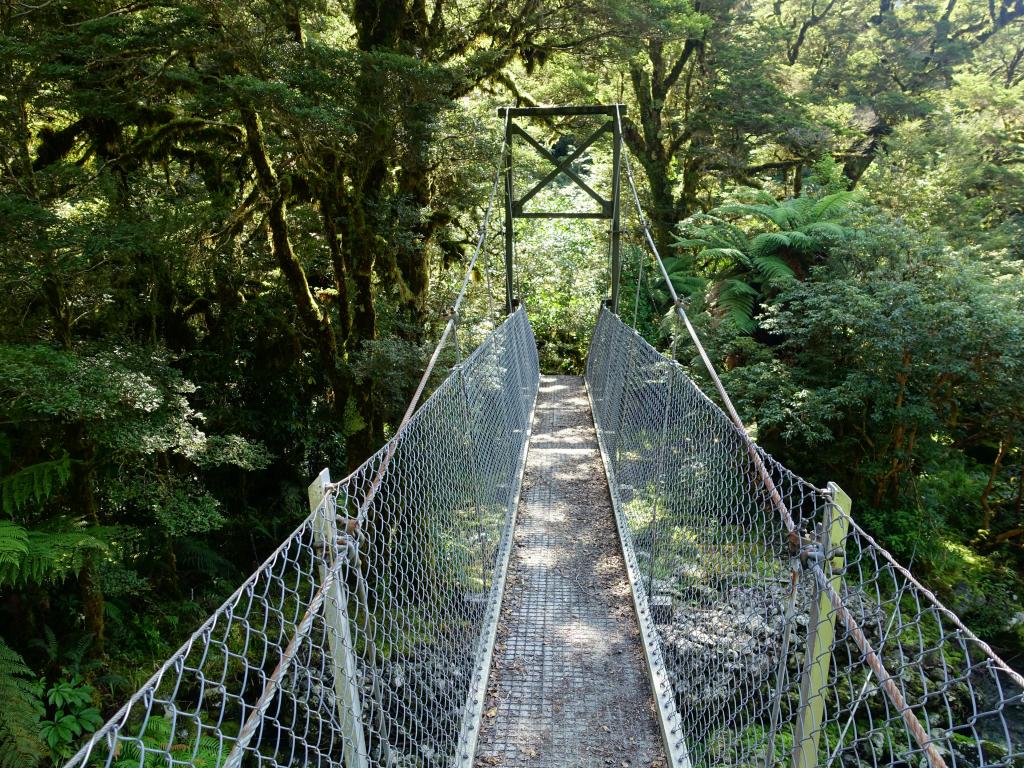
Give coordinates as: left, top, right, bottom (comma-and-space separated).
803, 221, 849, 240
717, 223, 752, 251
713, 279, 758, 334
0, 522, 28, 568
110, 715, 227, 768
0, 637, 43, 768
0, 528, 110, 588
734, 189, 777, 206
696, 247, 750, 267
29, 627, 58, 667
752, 255, 796, 284
176, 537, 238, 580
811, 190, 857, 219
718, 278, 758, 297
0, 453, 72, 517
662, 256, 691, 275
668, 274, 708, 297
716, 203, 780, 224
750, 232, 791, 259
785, 230, 818, 254
770, 198, 815, 229
672, 237, 713, 249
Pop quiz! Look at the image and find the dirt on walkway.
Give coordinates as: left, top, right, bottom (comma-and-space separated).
474, 375, 666, 768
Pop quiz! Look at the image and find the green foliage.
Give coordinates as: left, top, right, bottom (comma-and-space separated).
37, 676, 103, 761
0, 453, 72, 518
719, 210, 1024, 641
514, 184, 610, 373
670, 191, 858, 332
0, 0, 1021, 757
0, 525, 110, 589
108, 716, 226, 768
0, 639, 43, 768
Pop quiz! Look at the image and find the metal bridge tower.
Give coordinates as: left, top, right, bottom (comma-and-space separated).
498, 104, 626, 314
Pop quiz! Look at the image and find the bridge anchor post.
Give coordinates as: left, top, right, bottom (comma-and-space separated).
309, 469, 369, 768
791, 482, 851, 768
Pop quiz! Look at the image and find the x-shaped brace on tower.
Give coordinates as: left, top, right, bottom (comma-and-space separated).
498, 105, 626, 314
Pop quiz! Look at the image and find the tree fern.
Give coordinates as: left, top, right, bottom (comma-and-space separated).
0, 638, 43, 768
675, 190, 862, 334
668, 273, 709, 298
696, 247, 750, 266
785, 230, 819, 254
804, 221, 850, 240
810, 190, 858, 219
749, 232, 792, 260
713, 279, 758, 333
715, 203, 780, 224
673, 237, 716, 249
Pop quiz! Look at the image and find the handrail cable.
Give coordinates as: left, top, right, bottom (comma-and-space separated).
613, 102, 1023, 691
337, 111, 512, 517
611, 105, 960, 768
611, 105, 799, 539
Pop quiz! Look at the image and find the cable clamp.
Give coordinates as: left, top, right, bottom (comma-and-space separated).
825, 545, 848, 574
798, 542, 825, 570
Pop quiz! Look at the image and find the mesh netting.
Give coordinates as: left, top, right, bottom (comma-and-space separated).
586, 306, 1024, 768
65, 308, 539, 768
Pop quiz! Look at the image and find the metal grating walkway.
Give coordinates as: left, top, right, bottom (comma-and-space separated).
475, 375, 666, 768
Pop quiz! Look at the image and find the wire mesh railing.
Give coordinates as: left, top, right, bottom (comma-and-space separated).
586, 305, 1024, 768
64, 307, 539, 768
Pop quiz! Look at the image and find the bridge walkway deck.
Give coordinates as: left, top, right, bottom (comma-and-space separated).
474, 375, 665, 768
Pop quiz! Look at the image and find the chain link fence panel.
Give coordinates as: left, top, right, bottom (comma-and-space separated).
64, 307, 539, 768
586, 306, 1024, 768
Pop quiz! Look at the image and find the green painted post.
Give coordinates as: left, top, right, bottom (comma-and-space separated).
791, 482, 852, 768
309, 469, 369, 768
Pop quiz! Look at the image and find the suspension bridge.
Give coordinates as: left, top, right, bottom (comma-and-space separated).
65, 106, 1023, 768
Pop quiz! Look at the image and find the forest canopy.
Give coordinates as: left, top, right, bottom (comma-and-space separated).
1, 0, 1022, 764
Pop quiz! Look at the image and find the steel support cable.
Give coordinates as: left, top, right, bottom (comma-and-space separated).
849, 520, 1024, 690
609, 120, 623, 312
610, 105, 965, 768
631, 239, 646, 331
611, 105, 799, 541
340, 111, 512, 519
809, 564, 948, 768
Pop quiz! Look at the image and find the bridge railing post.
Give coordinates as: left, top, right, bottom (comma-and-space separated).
791, 482, 852, 768
309, 469, 369, 768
